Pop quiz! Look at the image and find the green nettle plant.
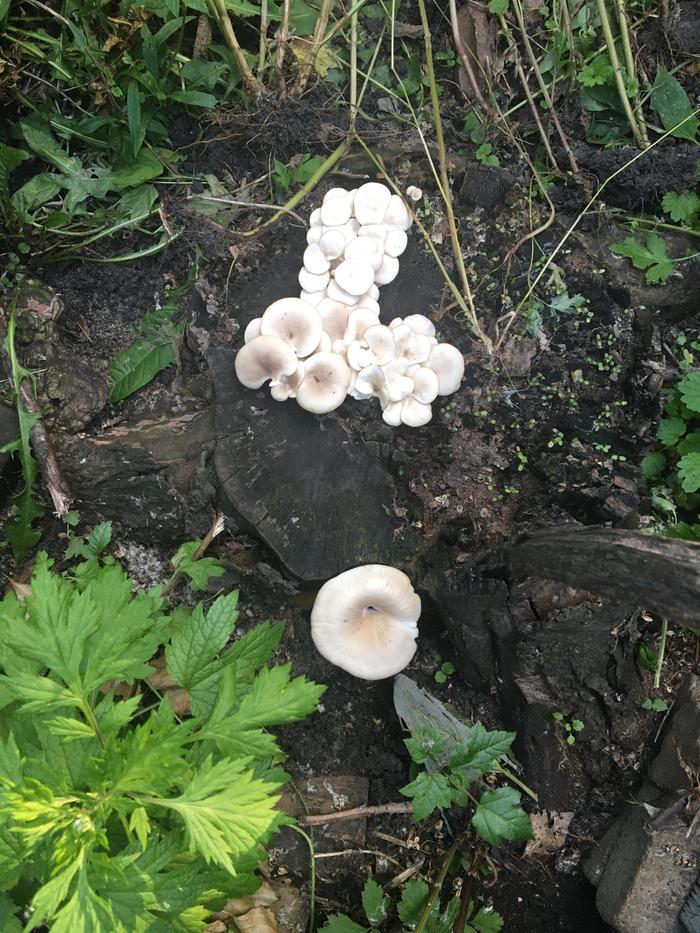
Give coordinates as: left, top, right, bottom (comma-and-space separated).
0, 540, 325, 930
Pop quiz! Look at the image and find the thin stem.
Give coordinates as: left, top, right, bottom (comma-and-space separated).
290, 825, 316, 933
416, 0, 491, 352
454, 850, 483, 933
510, 0, 579, 173
258, 0, 268, 78
299, 801, 413, 825
275, 0, 290, 85
349, 3, 358, 129
414, 836, 461, 933
207, 0, 263, 95
240, 137, 350, 237
594, 0, 645, 148
654, 618, 668, 690
448, 0, 492, 114
614, 0, 649, 147
292, 0, 333, 95
496, 765, 539, 802
188, 194, 307, 226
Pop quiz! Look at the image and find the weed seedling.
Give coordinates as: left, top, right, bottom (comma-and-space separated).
642, 698, 668, 713
434, 659, 456, 684
552, 711, 585, 745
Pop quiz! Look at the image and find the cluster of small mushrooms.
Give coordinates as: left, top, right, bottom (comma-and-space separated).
235, 182, 465, 427
310, 565, 421, 680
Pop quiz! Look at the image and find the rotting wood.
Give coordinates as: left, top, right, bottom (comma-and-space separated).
506, 526, 700, 632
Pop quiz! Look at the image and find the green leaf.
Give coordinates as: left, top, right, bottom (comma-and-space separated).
20, 115, 81, 176
678, 431, 700, 456
642, 451, 666, 480
400, 770, 453, 821
662, 191, 700, 225
397, 879, 430, 924
147, 757, 281, 874
678, 372, 700, 413
658, 417, 686, 447
0, 0, 11, 22
642, 697, 668, 712
0, 733, 23, 785
112, 148, 166, 188
362, 878, 389, 926
471, 787, 533, 847
637, 643, 658, 673
321, 916, 368, 933
448, 722, 516, 774
169, 90, 217, 108
0, 893, 22, 933
0, 143, 29, 208
488, 0, 508, 13
611, 233, 673, 285
45, 716, 96, 742
678, 453, 700, 493
577, 57, 613, 87
650, 67, 699, 141
10, 173, 63, 218
171, 539, 226, 591
404, 725, 445, 765
467, 906, 504, 933
233, 663, 326, 729
109, 339, 177, 403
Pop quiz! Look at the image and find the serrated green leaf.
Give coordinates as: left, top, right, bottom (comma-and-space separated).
650, 67, 699, 141
232, 663, 326, 729
611, 233, 673, 285
400, 770, 453, 821
397, 879, 430, 924
167, 592, 238, 691
87, 521, 112, 555
1, 673, 78, 714
362, 878, 389, 926
404, 725, 445, 765
678, 432, 700, 456
488, 0, 508, 13
678, 453, 700, 493
467, 905, 504, 933
146, 757, 281, 874
170, 539, 225, 591
678, 372, 700, 413
0, 892, 22, 933
642, 451, 666, 480
448, 722, 515, 774
0, 734, 22, 785
658, 416, 686, 447
321, 915, 368, 933
45, 716, 96, 742
662, 191, 700, 225
471, 787, 532, 847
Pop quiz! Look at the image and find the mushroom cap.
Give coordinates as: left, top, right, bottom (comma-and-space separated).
393, 324, 432, 365
244, 318, 262, 343
307, 225, 323, 245
234, 335, 298, 389
319, 228, 345, 259
358, 224, 387, 248
317, 298, 351, 341
406, 185, 423, 202
309, 207, 322, 225
410, 366, 439, 403
344, 236, 383, 272
296, 352, 352, 414
270, 362, 306, 401
260, 297, 324, 358
374, 254, 400, 286
334, 258, 375, 296
344, 307, 381, 343
354, 296, 381, 315
323, 187, 348, 202
354, 182, 393, 226
303, 243, 331, 275
382, 400, 403, 426
363, 324, 396, 365
327, 279, 361, 306
403, 314, 436, 337
383, 195, 412, 231
401, 397, 432, 427
299, 289, 325, 308
310, 564, 421, 679
427, 343, 465, 395
299, 267, 330, 294
384, 229, 408, 257
321, 197, 352, 226
368, 283, 380, 300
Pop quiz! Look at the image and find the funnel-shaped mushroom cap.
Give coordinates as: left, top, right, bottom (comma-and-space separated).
235, 335, 298, 389
261, 297, 324, 357
401, 397, 432, 427
310, 564, 421, 679
270, 362, 305, 401
403, 314, 436, 337
317, 298, 351, 341
244, 318, 262, 343
375, 255, 400, 286
427, 343, 465, 395
354, 182, 393, 225
303, 243, 331, 275
296, 352, 352, 414
385, 229, 408, 257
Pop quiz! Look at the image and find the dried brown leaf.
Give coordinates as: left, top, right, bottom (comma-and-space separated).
524, 810, 574, 857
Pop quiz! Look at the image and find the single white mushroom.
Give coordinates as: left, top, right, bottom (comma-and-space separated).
319, 228, 345, 259
327, 279, 361, 306
384, 229, 408, 258
309, 207, 322, 225
347, 324, 395, 370
382, 401, 403, 426
296, 352, 352, 414
307, 226, 323, 245
234, 335, 298, 389
299, 267, 330, 294
244, 318, 262, 343
344, 307, 381, 343
323, 187, 348, 202
321, 197, 352, 227
354, 296, 381, 315
383, 195, 412, 231
270, 362, 306, 401
310, 565, 421, 680
260, 297, 323, 358
393, 324, 432, 365
408, 366, 439, 404
354, 183, 393, 226
299, 289, 325, 308
403, 314, 436, 337
368, 284, 380, 301
317, 298, 351, 341
374, 255, 400, 286
406, 185, 423, 202
303, 243, 331, 275
344, 237, 383, 272
426, 343, 465, 395
334, 258, 375, 297
358, 225, 387, 249
401, 397, 432, 427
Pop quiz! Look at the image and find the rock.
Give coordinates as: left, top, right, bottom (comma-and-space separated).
43, 350, 110, 433
12, 278, 63, 348
208, 348, 396, 580
60, 406, 216, 543
585, 674, 700, 932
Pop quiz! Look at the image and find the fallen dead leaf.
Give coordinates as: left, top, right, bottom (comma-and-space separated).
9, 581, 33, 602
455, 1, 497, 99
234, 907, 278, 933
524, 810, 574, 857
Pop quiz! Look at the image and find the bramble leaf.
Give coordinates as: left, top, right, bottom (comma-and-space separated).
471, 787, 532, 847
658, 417, 686, 447
397, 879, 430, 924
678, 453, 700, 493
448, 721, 516, 774
362, 878, 390, 926
678, 372, 700, 413
641, 451, 666, 480
404, 724, 445, 765
400, 770, 453, 821
467, 906, 505, 933
321, 916, 368, 933
170, 539, 225, 591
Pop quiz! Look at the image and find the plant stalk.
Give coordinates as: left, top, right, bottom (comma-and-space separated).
448, 0, 492, 114
593, 0, 646, 148
258, 0, 269, 78
292, 0, 333, 95
613, 0, 649, 147
653, 618, 668, 690
207, 0, 263, 95
414, 836, 461, 933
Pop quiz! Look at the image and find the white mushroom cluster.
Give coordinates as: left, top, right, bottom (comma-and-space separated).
235, 182, 465, 424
